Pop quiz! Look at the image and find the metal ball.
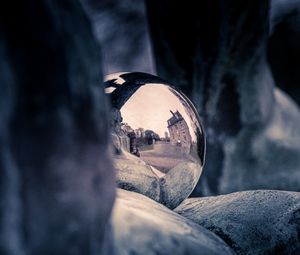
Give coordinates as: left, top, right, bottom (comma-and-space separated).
104, 72, 205, 209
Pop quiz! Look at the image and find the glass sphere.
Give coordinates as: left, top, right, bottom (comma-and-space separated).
104, 72, 205, 209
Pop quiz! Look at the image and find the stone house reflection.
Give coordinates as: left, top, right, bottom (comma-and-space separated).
167, 110, 192, 152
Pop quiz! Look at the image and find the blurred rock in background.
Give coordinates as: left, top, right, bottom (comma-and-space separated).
146, 0, 300, 196
82, 0, 155, 75
269, 0, 300, 105
82, 0, 300, 105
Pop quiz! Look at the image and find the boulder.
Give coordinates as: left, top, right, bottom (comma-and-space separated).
114, 151, 161, 202
113, 149, 200, 209
112, 189, 234, 255
0, 1, 115, 254
161, 161, 201, 209
175, 190, 300, 255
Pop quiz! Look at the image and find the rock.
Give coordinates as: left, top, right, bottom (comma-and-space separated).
146, 0, 300, 196
175, 190, 300, 255
269, 0, 300, 105
219, 88, 300, 194
112, 133, 122, 154
0, 1, 115, 254
112, 189, 234, 255
161, 162, 202, 209
82, 0, 154, 74
113, 149, 201, 209
114, 150, 161, 202
111, 132, 130, 154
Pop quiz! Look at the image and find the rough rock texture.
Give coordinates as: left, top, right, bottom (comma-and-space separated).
0, 1, 115, 254
175, 190, 300, 255
146, 0, 300, 195
112, 189, 234, 255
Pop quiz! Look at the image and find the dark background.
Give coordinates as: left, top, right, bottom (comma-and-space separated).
83, 0, 300, 105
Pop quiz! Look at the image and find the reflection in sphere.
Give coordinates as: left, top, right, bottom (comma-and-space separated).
104, 72, 205, 209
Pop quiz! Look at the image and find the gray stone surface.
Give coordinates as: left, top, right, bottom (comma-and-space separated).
175, 190, 300, 255
219, 88, 300, 194
82, 0, 155, 75
113, 149, 200, 209
114, 150, 161, 202
112, 189, 234, 255
0, 1, 115, 254
161, 162, 202, 209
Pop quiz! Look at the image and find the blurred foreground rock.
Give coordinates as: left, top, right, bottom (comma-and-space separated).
175, 190, 300, 255
112, 189, 234, 255
0, 1, 115, 254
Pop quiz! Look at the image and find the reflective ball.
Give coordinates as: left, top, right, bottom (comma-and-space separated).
104, 72, 205, 209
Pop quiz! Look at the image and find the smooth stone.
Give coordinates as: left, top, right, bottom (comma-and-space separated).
175, 190, 300, 255
113, 149, 199, 209
112, 189, 234, 255
161, 161, 202, 209
114, 151, 161, 202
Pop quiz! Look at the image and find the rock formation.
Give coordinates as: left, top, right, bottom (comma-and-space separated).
146, 0, 300, 195
175, 190, 300, 255
0, 1, 115, 254
112, 189, 234, 255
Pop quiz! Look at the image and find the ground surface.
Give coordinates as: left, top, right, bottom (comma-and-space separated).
140, 141, 190, 172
